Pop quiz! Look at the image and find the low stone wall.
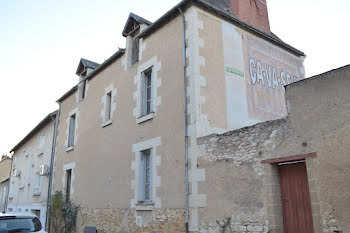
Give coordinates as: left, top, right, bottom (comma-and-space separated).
196, 118, 290, 232
78, 207, 186, 233
199, 209, 269, 233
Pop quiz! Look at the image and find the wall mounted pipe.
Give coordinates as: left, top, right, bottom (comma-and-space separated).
178, 7, 189, 233
45, 105, 61, 231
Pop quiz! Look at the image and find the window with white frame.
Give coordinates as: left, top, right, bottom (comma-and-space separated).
141, 68, 153, 116
33, 172, 41, 195
138, 149, 152, 203
68, 114, 76, 147
105, 91, 112, 122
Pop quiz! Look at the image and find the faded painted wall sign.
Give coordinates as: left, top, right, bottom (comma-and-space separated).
243, 33, 305, 121
223, 22, 305, 130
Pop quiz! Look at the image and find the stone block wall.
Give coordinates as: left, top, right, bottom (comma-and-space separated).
196, 118, 290, 233
78, 208, 186, 233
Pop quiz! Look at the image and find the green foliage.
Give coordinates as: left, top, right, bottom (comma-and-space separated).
216, 217, 232, 233
48, 191, 79, 233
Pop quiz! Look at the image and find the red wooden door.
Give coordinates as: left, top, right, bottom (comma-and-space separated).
278, 162, 314, 233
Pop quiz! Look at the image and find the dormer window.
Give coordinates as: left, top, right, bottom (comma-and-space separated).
79, 79, 87, 100
122, 13, 152, 67
75, 58, 99, 102
131, 30, 140, 65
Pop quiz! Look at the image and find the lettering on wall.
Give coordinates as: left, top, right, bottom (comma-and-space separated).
243, 32, 305, 121
249, 58, 299, 91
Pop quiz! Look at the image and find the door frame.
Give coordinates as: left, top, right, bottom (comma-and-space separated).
261, 152, 321, 232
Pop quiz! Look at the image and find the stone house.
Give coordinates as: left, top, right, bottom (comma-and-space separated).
51, 0, 306, 232
197, 65, 350, 232
8, 110, 57, 228
0, 155, 11, 211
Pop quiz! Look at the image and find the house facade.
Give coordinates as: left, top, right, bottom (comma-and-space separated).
0, 155, 11, 211
8, 111, 57, 228
52, 0, 306, 232
197, 65, 350, 232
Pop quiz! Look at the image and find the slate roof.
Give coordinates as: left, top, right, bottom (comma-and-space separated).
57, 49, 125, 102
76, 58, 100, 75
10, 110, 58, 153
138, 0, 305, 57
57, 0, 305, 103
122, 13, 152, 37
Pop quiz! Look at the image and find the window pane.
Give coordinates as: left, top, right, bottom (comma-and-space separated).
106, 92, 112, 121
66, 169, 72, 201
141, 70, 152, 115
68, 115, 76, 147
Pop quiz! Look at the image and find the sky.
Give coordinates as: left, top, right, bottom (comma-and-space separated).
0, 0, 349, 156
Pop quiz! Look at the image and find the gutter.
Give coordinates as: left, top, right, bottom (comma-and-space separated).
45, 106, 61, 231
179, 7, 190, 233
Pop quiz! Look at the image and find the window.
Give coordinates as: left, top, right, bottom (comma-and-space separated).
79, 80, 87, 100
39, 135, 45, 149
66, 169, 72, 201
33, 172, 41, 195
105, 91, 112, 121
68, 114, 76, 147
131, 36, 139, 65
141, 69, 152, 116
138, 149, 152, 203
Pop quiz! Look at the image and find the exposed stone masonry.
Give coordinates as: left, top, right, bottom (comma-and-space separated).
79, 208, 186, 233
198, 118, 291, 176
196, 118, 290, 232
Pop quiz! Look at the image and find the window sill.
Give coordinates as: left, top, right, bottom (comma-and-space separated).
66, 146, 74, 152
33, 191, 41, 196
101, 119, 112, 128
136, 112, 155, 124
135, 202, 154, 211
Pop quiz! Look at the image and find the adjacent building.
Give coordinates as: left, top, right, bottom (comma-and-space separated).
8, 111, 57, 228
0, 155, 11, 211
52, 0, 306, 232
197, 65, 350, 232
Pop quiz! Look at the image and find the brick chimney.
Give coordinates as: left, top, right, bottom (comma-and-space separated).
229, 0, 270, 34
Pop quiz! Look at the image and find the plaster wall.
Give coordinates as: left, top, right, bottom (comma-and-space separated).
7, 119, 55, 227
196, 9, 305, 137
0, 158, 11, 183
196, 66, 350, 232
0, 180, 9, 211
53, 13, 186, 232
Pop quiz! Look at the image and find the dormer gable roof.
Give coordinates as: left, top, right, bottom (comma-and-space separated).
122, 12, 152, 37
76, 58, 100, 76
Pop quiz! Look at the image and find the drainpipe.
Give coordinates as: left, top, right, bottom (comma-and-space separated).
3, 154, 14, 213
45, 105, 61, 231
179, 7, 189, 233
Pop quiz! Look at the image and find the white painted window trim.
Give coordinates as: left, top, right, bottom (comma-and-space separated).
101, 84, 117, 127
133, 57, 161, 123
65, 108, 79, 150
131, 137, 161, 209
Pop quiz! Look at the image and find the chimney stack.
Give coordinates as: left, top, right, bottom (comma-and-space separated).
229, 0, 270, 34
